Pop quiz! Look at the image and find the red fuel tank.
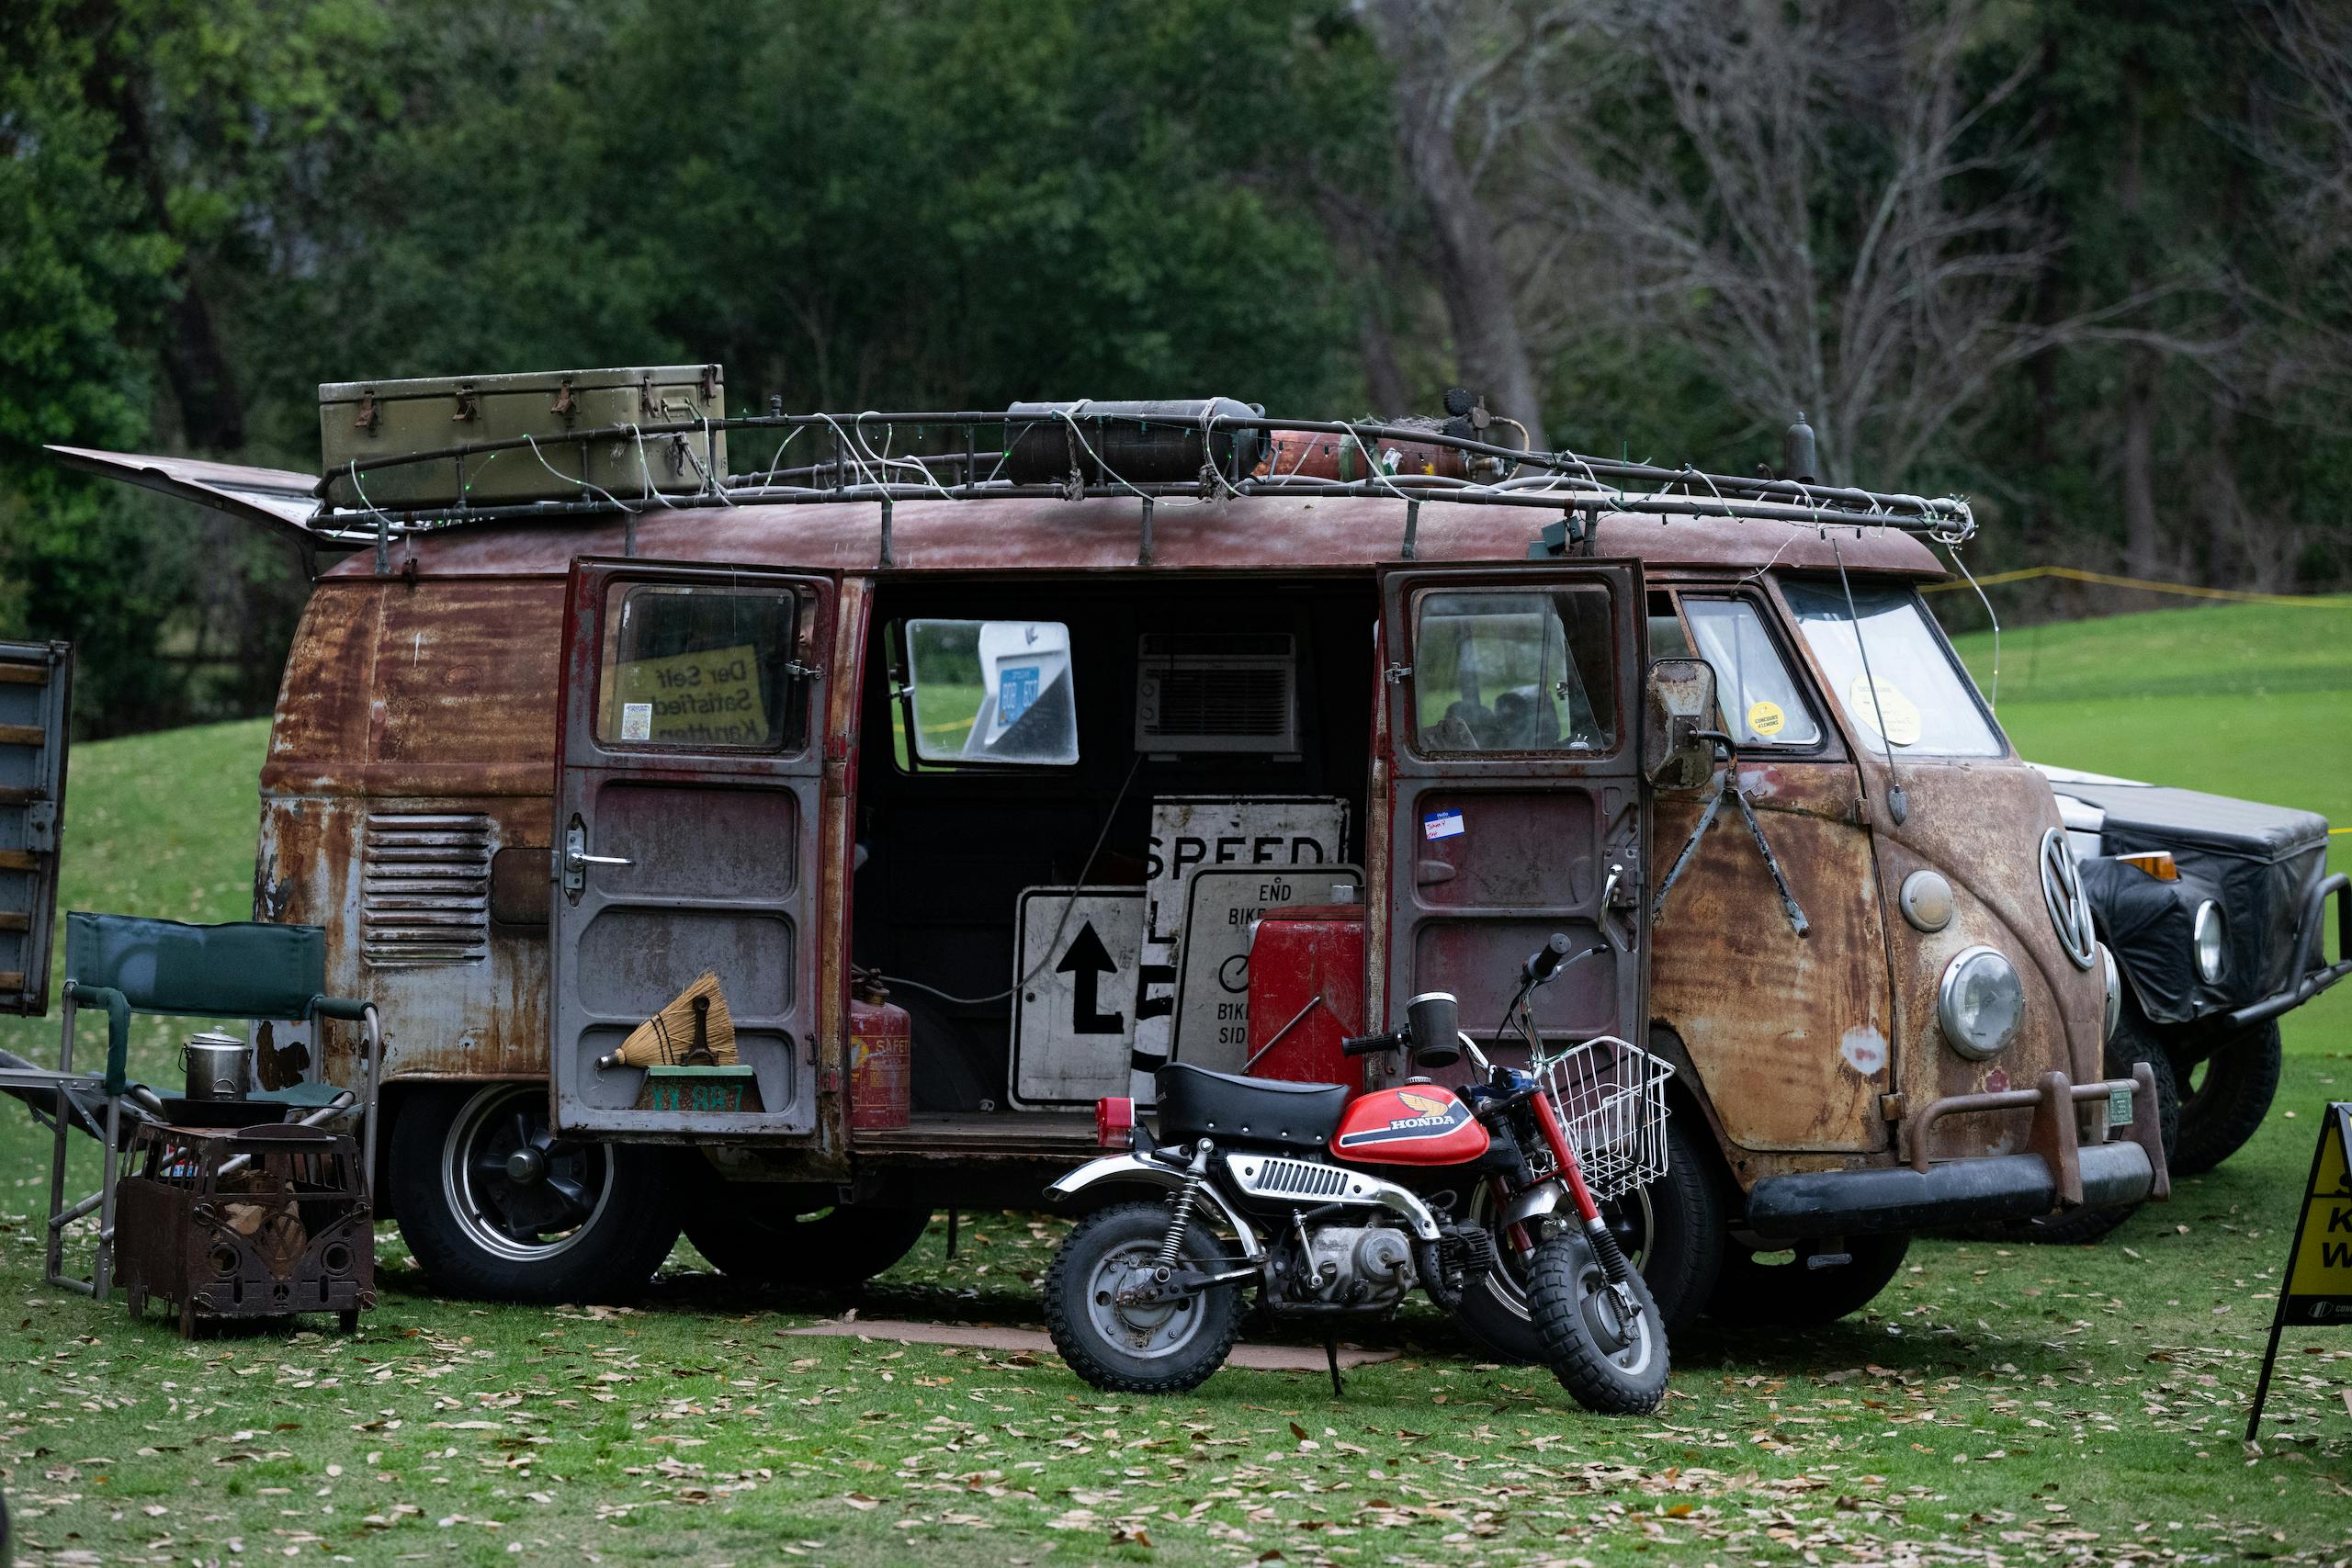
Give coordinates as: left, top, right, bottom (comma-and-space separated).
1331, 1084, 1489, 1165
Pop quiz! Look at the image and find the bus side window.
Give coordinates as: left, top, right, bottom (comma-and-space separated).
1679, 597, 1821, 749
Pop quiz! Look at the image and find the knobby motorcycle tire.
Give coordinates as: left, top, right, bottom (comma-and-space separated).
1527, 1230, 1670, 1416
1044, 1201, 1246, 1396
1453, 1118, 1724, 1362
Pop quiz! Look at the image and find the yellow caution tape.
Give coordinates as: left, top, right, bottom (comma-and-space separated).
1920, 565, 2350, 607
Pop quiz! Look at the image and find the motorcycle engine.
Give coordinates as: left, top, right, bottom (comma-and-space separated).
1282, 1224, 1417, 1309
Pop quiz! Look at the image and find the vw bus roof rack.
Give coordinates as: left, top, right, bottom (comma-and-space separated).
52, 402, 1975, 555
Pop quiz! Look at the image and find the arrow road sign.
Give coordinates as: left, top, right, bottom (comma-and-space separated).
1012, 886, 1145, 1108
1057, 919, 1125, 1034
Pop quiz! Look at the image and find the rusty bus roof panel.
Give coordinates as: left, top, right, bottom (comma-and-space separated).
322, 498, 1947, 581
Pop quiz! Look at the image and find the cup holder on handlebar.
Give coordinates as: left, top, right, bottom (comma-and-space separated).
1406, 992, 1462, 1068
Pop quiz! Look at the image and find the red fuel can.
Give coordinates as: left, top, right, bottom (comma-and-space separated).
849, 987, 911, 1132
1244, 905, 1366, 1087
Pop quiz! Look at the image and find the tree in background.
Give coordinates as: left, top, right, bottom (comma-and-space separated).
2, 0, 2347, 736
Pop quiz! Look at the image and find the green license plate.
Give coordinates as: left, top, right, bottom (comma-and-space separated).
2108, 1086, 2133, 1127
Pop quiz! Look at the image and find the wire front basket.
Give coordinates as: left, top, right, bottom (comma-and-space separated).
1532, 1035, 1673, 1204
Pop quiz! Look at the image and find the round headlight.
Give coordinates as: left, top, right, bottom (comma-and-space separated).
2193, 900, 2226, 984
2098, 942, 2120, 1043
1939, 945, 2025, 1060
1900, 870, 1955, 932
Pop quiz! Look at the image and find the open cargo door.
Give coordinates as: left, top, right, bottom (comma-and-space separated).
0, 641, 71, 1015
549, 559, 834, 1138
1380, 565, 1648, 1051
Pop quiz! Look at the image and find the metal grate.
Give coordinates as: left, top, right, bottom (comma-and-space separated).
361, 813, 492, 966
1135, 632, 1296, 750
1249, 1157, 1350, 1199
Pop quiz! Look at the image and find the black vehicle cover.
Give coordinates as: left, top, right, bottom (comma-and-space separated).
2056, 777, 2329, 1022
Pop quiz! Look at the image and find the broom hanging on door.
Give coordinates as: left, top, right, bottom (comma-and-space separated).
596, 971, 738, 1071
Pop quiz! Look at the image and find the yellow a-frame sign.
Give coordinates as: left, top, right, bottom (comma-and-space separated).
2247, 1101, 2352, 1439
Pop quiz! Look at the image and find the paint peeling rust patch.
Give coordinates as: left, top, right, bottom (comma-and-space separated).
1838, 1025, 1888, 1076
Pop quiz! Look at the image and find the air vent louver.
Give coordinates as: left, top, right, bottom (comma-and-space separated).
1135, 632, 1298, 753
361, 813, 492, 966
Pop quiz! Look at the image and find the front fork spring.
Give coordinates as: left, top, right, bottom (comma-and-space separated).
1584, 1213, 1634, 1286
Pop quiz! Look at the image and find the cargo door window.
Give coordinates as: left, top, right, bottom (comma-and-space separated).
1681, 598, 1822, 749
595, 582, 810, 750
1411, 587, 1616, 753
899, 618, 1079, 767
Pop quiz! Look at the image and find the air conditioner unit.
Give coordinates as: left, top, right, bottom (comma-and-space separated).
1134, 632, 1298, 756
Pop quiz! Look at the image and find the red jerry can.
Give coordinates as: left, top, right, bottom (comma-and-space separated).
849, 982, 911, 1132
1243, 905, 1366, 1087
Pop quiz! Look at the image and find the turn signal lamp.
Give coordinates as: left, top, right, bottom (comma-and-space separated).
2118, 850, 2177, 881
1095, 1097, 1136, 1148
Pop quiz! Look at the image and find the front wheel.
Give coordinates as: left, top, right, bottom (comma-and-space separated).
1044, 1201, 1244, 1395
390, 1082, 683, 1303
1528, 1228, 1669, 1415
2169, 1020, 2281, 1177
1451, 1116, 1724, 1360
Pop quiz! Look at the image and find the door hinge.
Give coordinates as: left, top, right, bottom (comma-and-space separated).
1383, 662, 1413, 685
784, 660, 823, 682
818, 1058, 842, 1096
22, 799, 54, 852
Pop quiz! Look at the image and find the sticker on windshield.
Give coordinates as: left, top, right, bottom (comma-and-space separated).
1846, 675, 1923, 747
620, 701, 653, 741
1423, 808, 1465, 840
1747, 700, 1786, 739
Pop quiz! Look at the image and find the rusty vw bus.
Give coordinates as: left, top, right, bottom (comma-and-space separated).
54, 386, 2165, 1337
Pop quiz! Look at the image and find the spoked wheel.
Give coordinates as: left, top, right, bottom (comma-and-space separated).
1528, 1227, 1669, 1415
450, 1089, 612, 1254
1449, 1117, 1723, 1360
391, 1082, 683, 1303
1044, 1201, 1244, 1394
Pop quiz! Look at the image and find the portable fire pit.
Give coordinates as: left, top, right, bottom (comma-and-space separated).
115, 1121, 375, 1335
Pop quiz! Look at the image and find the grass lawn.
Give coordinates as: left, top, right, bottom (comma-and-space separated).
2, 604, 2348, 1565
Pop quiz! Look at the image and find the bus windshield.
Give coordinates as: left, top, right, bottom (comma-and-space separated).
1782, 581, 2003, 758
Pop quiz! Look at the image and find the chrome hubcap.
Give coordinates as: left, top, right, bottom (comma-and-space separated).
1085, 1241, 1202, 1359
443, 1084, 614, 1263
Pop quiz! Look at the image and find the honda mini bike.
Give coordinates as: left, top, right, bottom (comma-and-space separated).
1044, 936, 1674, 1415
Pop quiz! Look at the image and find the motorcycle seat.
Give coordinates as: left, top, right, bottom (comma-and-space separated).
1154, 1063, 1351, 1149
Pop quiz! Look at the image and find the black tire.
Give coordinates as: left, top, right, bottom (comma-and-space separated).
2005, 1010, 2179, 1244
1528, 1229, 1670, 1415
1709, 1231, 1910, 1325
1044, 1200, 1245, 1394
390, 1082, 683, 1303
684, 1194, 932, 1289
2169, 1020, 2281, 1177
1451, 1116, 1724, 1360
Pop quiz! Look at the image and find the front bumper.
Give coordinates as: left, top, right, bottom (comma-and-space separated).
2223, 872, 2350, 1031
1744, 1064, 2170, 1239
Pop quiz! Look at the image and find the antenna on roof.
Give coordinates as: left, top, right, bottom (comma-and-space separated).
1783, 412, 1818, 486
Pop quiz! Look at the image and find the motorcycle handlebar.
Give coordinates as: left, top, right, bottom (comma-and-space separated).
1523, 931, 1575, 985
1340, 1030, 1408, 1057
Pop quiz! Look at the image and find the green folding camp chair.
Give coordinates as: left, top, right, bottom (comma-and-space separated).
40, 913, 380, 1302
